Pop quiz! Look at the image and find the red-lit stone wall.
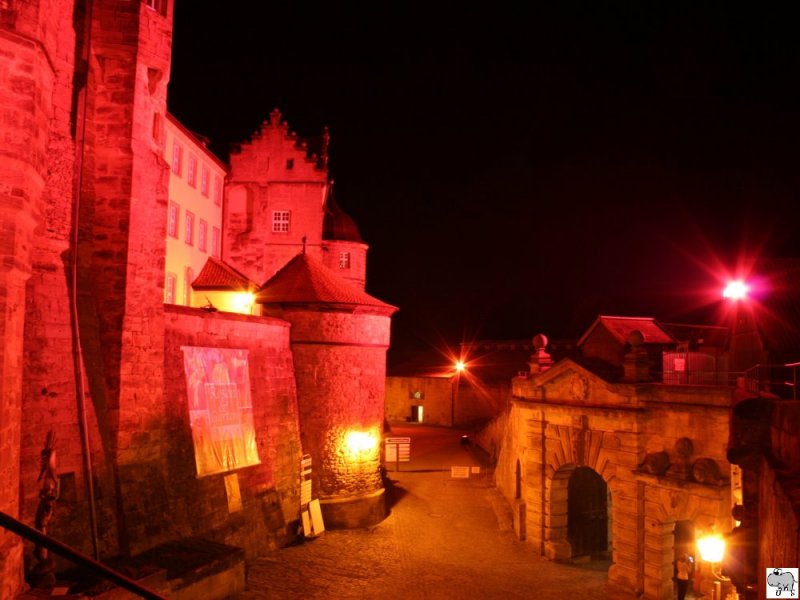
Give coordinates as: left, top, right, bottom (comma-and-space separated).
17, 0, 119, 566
58, 0, 175, 558
756, 401, 800, 593
0, 0, 75, 593
265, 306, 391, 524
225, 111, 328, 285
157, 306, 302, 558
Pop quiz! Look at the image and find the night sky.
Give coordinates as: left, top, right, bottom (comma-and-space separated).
168, 4, 800, 355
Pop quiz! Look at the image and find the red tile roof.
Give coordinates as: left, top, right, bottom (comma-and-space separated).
257, 252, 396, 312
578, 315, 676, 347
192, 257, 256, 291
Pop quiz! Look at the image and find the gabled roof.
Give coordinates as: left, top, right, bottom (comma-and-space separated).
577, 316, 677, 347
257, 252, 396, 312
192, 257, 256, 291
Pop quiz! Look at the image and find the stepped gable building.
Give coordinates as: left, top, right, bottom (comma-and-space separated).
0, 2, 393, 598
223, 109, 368, 292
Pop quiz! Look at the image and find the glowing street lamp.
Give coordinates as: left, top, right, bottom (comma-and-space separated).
723, 280, 749, 301
697, 533, 725, 563
697, 533, 728, 600
451, 359, 466, 427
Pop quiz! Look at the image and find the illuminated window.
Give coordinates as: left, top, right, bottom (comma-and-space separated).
187, 155, 197, 188
200, 165, 209, 196
198, 219, 208, 252
183, 266, 193, 305
272, 210, 290, 233
211, 227, 220, 258
185, 211, 194, 245
172, 142, 182, 176
167, 201, 179, 237
213, 175, 222, 206
165, 272, 176, 304
339, 251, 351, 269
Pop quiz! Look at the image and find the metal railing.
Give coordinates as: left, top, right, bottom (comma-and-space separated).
743, 363, 799, 400
0, 511, 168, 599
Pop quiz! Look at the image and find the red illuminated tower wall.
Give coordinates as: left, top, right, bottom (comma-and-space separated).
259, 254, 396, 528
0, 0, 72, 593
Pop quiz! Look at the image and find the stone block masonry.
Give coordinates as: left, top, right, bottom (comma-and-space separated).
162, 306, 303, 559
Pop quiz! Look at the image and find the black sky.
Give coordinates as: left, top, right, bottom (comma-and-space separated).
168, 4, 800, 354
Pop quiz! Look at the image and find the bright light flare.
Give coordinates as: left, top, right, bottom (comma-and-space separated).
723, 280, 749, 300
697, 534, 726, 563
344, 430, 377, 455
233, 292, 255, 313
454, 360, 466, 373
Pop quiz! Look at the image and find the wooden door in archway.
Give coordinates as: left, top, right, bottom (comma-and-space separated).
568, 466, 608, 558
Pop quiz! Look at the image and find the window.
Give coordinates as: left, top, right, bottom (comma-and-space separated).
183, 267, 193, 306
211, 227, 220, 258
185, 211, 194, 245
165, 272, 176, 304
187, 155, 197, 187
286, 158, 294, 170
272, 210, 290, 233
339, 251, 351, 269
167, 201, 179, 238
198, 219, 208, 252
213, 175, 222, 206
172, 142, 182, 176
200, 165, 209, 196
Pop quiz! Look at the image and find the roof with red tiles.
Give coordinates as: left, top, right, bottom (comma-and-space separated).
257, 252, 396, 312
577, 315, 677, 347
192, 257, 256, 291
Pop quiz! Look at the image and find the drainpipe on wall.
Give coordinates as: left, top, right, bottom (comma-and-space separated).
69, 0, 99, 560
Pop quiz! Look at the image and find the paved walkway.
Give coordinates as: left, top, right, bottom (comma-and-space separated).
238, 425, 623, 599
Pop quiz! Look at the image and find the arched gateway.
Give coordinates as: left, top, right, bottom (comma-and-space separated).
497, 355, 734, 600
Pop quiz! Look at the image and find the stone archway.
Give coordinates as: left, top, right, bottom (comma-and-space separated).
568, 466, 609, 558
545, 463, 612, 562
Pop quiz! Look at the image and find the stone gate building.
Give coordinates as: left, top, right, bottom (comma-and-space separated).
489, 320, 737, 600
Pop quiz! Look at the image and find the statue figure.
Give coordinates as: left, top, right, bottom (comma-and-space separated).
32, 430, 59, 587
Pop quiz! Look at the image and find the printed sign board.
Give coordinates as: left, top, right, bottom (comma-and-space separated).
182, 347, 260, 477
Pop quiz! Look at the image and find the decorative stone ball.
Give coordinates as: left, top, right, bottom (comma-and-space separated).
533, 334, 548, 350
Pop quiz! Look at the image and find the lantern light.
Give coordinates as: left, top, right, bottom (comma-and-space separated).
345, 430, 377, 455
697, 533, 726, 563
233, 292, 255, 313
454, 360, 466, 373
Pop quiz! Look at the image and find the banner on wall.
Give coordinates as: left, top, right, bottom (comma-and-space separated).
181, 346, 260, 477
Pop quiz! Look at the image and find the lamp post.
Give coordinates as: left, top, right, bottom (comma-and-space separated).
697, 533, 728, 600
451, 360, 465, 428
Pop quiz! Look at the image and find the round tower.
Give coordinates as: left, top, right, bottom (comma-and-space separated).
258, 253, 396, 528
